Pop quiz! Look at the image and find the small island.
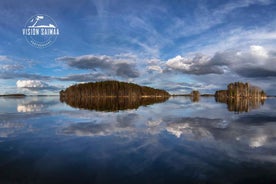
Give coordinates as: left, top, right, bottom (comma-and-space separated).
190, 90, 200, 102
215, 82, 267, 113
0, 94, 26, 98
215, 82, 267, 99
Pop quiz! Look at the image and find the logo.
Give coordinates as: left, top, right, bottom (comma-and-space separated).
22, 14, 59, 48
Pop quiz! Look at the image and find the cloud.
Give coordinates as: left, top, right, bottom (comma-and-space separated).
0, 55, 10, 61
166, 0, 273, 40
58, 55, 111, 70
211, 45, 276, 77
0, 64, 23, 71
115, 63, 139, 78
17, 80, 48, 88
165, 45, 276, 78
250, 45, 268, 58
166, 55, 224, 75
0, 56, 24, 72
58, 73, 111, 82
147, 65, 163, 73
16, 80, 59, 91
0, 71, 52, 80
57, 55, 139, 78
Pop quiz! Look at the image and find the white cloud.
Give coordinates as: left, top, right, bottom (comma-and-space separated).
164, 45, 276, 78
17, 80, 48, 88
166, 54, 223, 75
166, 55, 191, 71
250, 45, 268, 58
16, 80, 58, 91
0, 64, 23, 71
248, 31, 276, 40
147, 65, 163, 73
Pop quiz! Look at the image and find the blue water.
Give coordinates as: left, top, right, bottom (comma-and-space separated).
0, 96, 275, 184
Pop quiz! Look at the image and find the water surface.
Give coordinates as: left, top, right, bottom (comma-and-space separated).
0, 96, 275, 184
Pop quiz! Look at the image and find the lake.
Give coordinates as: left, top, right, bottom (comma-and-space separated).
0, 96, 275, 184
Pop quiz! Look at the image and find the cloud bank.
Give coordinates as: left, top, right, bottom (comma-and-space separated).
57, 55, 139, 79
165, 45, 276, 78
166, 55, 224, 75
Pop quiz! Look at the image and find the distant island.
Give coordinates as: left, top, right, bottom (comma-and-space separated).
190, 90, 200, 102
60, 80, 170, 98
0, 94, 26, 97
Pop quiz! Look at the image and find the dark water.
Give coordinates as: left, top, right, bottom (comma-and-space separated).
0, 96, 276, 184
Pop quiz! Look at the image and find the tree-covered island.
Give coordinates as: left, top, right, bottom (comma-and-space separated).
215, 82, 267, 113
215, 82, 267, 99
60, 80, 170, 98
59, 81, 170, 111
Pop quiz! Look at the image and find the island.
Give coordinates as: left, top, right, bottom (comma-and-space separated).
60, 80, 170, 98
190, 90, 200, 102
215, 82, 267, 113
59, 81, 170, 111
0, 94, 26, 98
215, 82, 266, 99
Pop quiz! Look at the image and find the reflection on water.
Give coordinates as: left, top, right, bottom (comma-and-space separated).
190, 95, 200, 102
0, 121, 26, 138
60, 96, 169, 111
215, 96, 266, 113
17, 104, 45, 112
0, 96, 276, 183
61, 94, 265, 113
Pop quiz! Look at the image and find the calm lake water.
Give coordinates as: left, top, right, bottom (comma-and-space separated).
0, 96, 276, 184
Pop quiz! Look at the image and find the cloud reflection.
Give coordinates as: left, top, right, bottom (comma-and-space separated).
17, 104, 44, 112
61, 113, 139, 137
16, 97, 60, 112
0, 121, 25, 138
60, 111, 276, 163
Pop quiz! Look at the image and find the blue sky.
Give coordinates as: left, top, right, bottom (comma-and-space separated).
1, 0, 276, 95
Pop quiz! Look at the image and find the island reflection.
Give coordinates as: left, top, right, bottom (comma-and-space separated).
215, 96, 266, 113
60, 96, 169, 112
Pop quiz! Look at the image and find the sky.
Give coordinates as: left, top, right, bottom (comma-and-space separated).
1, 0, 276, 95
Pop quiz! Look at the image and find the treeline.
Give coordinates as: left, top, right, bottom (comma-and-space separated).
215, 82, 267, 99
60, 80, 170, 98
0, 94, 26, 97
